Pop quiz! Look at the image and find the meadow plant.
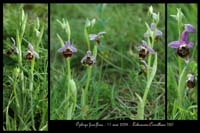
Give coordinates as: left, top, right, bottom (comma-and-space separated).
4, 6, 47, 130
57, 19, 77, 120
168, 8, 197, 119
81, 18, 106, 118
136, 6, 162, 120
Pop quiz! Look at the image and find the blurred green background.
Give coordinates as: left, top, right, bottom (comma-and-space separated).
50, 4, 165, 120
167, 4, 197, 120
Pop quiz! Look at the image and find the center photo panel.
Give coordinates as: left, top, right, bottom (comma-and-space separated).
50, 3, 165, 120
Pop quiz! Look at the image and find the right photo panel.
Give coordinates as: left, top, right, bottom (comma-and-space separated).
167, 4, 197, 120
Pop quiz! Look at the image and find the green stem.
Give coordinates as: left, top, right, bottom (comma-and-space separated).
141, 23, 157, 119
143, 75, 152, 103
83, 42, 97, 106
67, 58, 71, 80
30, 58, 35, 130
13, 75, 20, 109
67, 58, 71, 100
178, 57, 182, 75
66, 58, 71, 118
84, 66, 92, 104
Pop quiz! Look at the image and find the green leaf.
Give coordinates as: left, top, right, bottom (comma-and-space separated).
170, 15, 177, 20
67, 104, 73, 120
150, 53, 157, 80
188, 60, 197, 74
56, 19, 63, 28
69, 79, 77, 98
85, 18, 91, 27
135, 92, 144, 120
56, 33, 64, 47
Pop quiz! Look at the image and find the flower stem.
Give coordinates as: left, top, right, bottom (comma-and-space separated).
30, 58, 36, 130
84, 66, 92, 104
83, 42, 97, 105
67, 58, 71, 80
13, 75, 20, 109
178, 57, 182, 75
141, 22, 158, 119
67, 58, 71, 102
66, 58, 71, 119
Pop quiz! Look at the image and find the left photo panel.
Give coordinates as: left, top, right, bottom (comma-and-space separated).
3, 4, 48, 131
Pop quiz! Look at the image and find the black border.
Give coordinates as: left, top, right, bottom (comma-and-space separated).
198, 2, 200, 121
1, 2, 3, 132
197, 3, 200, 121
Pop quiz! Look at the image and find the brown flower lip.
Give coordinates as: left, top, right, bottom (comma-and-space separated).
58, 41, 77, 58
176, 44, 190, 59
81, 50, 96, 66
25, 44, 39, 61
137, 40, 155, 59
26, 50, 34, 61
186, 73, 195, 89
6, 37, 19, 56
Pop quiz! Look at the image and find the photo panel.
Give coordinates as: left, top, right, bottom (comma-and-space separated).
50, 3, 165, 120
3, 4, 48, 131
167, 3, 197, 120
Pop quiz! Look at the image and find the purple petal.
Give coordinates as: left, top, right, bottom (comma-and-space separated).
33, 51, 39, 59
70, 45, 77, 52
28, 43, 34, 51
57, 47, 66, 53
65, 41, 71, 47
156, 29, 162, 36
87, 50, 92, 56
98, 32, 106, 36
169, 41, 181, 48
186, 41, 194, 48
185, 24, 195, 32
91, 56, 96, 63
187, 73, 195, 81
181, 30, 188, 42
150, 23, 155, 31
89, 34, 98, 40
147, 47, 155, 53
152, 13, 158, 20
142, 40, 148, 47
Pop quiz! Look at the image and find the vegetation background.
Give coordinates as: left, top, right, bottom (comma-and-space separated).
50, 4, 165, 120
3, 4, 48, 130
167, 4, 197, 120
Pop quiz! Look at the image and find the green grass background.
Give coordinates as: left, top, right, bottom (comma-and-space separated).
3, 4, 48, 130
167, 4, 197, 120
50, 4, 165, 120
